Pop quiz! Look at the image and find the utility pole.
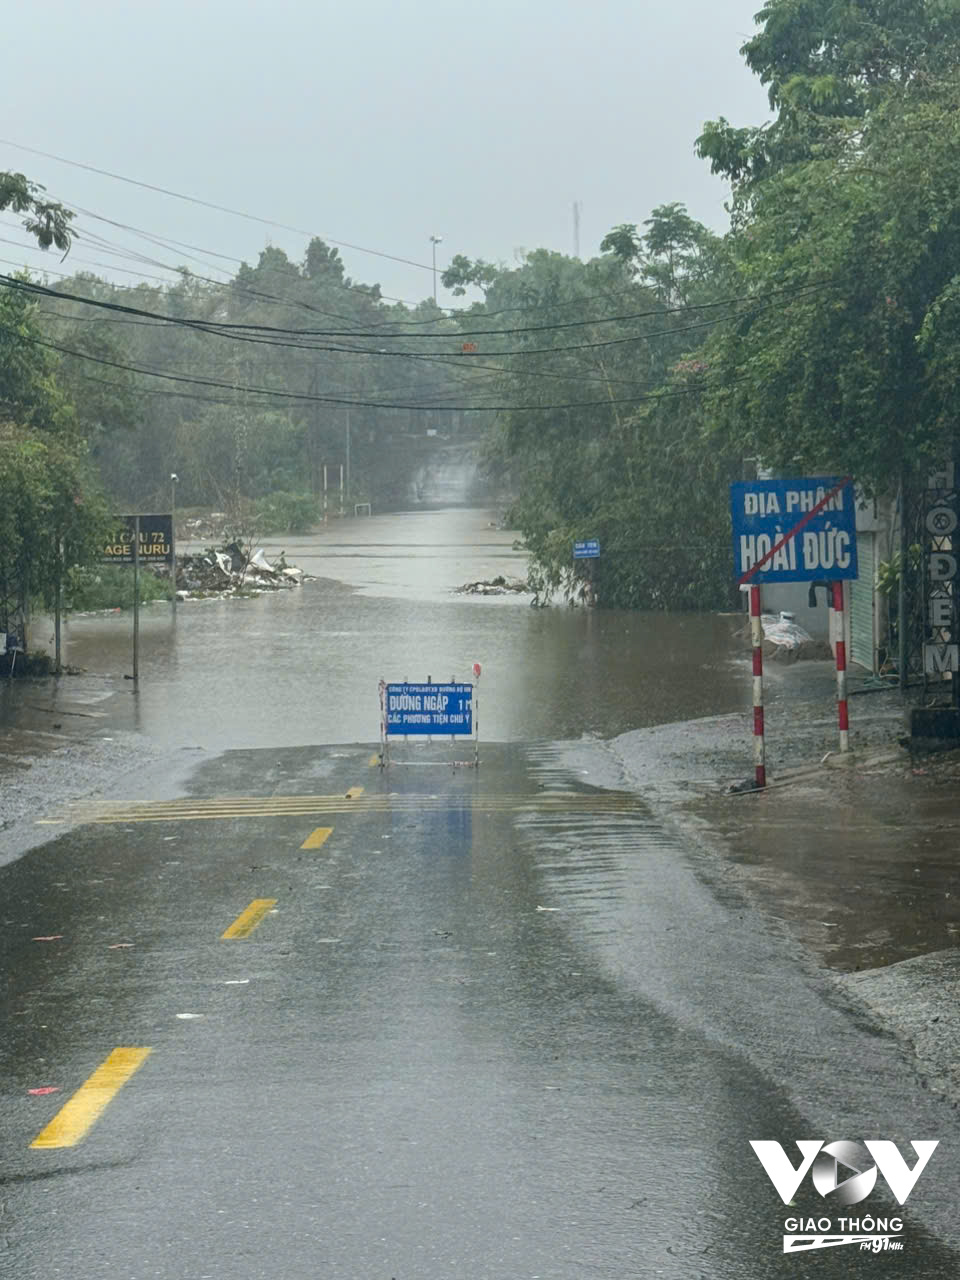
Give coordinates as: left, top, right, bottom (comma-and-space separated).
54, 533, 62, 675
573, 201, 582, 259
310, 367, 320, 497
350, 401, 358, 501
429, 233, 443, 304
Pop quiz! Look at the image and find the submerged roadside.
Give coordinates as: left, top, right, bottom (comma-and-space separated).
582, 659, 960, 1107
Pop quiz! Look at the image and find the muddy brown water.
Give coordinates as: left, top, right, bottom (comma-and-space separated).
24, 507, 749, 751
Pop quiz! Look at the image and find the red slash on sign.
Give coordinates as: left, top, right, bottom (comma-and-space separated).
737, 476, 853, 586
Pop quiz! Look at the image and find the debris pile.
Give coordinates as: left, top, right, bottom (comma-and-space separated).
176, 543, 307, 599
455, 575, 530, 596
736, 611, 832, 661
761, 613, 814, 649
179, 513, 228, 541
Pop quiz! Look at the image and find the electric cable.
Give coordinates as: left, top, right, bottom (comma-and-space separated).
4, 320, 735, 413
0, 137, 437, 273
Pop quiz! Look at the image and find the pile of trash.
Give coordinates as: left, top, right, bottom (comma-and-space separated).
761, 612, 814, 650
739, 612, 833, 662
179, 513, 228, 542
455, 575, 531, 597
175, 543, 307, 599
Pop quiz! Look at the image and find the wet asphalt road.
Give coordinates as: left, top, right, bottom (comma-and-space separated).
3, 742, 960, 1278
3, 507, 960, 1276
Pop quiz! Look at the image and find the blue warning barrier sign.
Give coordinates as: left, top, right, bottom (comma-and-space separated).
384, 683, 473, 736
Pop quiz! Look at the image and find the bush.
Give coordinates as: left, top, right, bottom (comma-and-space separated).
254, 491, 320, 534
66, 564, 172, 611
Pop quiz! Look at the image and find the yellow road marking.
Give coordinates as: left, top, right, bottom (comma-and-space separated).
345, 786, 364, 798
42, 793, 646, 825
30, 1047, 151, 1149
301, 826, 333, 849
368, 753, 380, 767
221, 898, 278, 939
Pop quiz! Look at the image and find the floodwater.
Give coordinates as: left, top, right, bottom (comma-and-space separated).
39, 507, 748, 752
6, 507, 960, 1274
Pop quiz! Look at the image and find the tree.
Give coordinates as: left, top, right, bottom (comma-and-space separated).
0, 281, 109, 649
601, 204, 731, 305
697, 0, 960, 189
441, 254, 501, 297
696, 3, 960, 491
438, 228, 740, 609
303, 238, 346, 284
0, 172, 74, 252
0, 282, 73, 430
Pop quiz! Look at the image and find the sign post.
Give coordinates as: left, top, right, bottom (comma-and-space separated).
170, 475, 179, 612
750, 584, 766, 787
573, 540, 600, 605
832, 582, 849, 751
731, 475, 859, 777
132, 515, 140, 682
54, 536, 63, 675
101, 514, 174, 683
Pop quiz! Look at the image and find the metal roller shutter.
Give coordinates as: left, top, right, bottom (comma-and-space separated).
850, 531, 876, 672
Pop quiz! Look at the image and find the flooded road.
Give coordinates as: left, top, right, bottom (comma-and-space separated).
26, 507, 748, 751
2, 507, 959, 1276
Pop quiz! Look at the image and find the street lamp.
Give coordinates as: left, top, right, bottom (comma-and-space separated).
429, 234, 443, 305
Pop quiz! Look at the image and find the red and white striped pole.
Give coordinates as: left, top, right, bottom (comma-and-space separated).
750, 585, 766, 788
832, 581, 850, 752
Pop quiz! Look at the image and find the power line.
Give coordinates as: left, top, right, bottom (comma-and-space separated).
0, 140, 841, 337
69, 368, 490, 411
0, 233, 396, 325
35, 306, 706, 393
67, 204, 429, 311
6, 320, 731, 413
0, 137, 437, 274
1, 269, 829, 348
4, 275, 764, 387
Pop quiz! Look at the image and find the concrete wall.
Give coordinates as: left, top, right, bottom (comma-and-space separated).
751, 582, 832, 638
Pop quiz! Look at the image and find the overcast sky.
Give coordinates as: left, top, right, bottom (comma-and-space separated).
0, 0, 770, 307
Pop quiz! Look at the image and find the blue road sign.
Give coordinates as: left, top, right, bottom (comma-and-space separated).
574, 539, 600, 559
730, 475, 858, 584
385, 683, 473, 736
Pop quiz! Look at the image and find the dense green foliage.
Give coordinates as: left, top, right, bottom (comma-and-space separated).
66, 564, 171, 612
442, 210, 742, 609
439, 0, 960, 607
254, 491, 321, 535
696, 2, 960, 492
0, 279, 110, 641
38, 245, 483, 516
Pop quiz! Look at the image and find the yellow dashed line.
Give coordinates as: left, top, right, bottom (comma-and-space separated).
30, 1048, 152, 1149
221, 898, 278, 939
301, 826, 333, 849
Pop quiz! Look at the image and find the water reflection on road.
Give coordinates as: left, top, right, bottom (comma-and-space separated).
48, 507, 746, 751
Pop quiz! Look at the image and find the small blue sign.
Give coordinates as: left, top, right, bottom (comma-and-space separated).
730, 475, 858, 584
574, 540, 600, 559
385, 682, 473, 736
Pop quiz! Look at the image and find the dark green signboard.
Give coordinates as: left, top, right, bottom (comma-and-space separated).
102, 514, 173, 565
